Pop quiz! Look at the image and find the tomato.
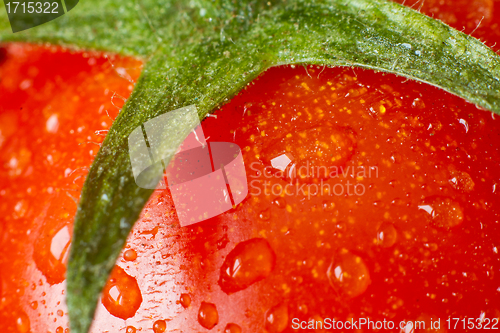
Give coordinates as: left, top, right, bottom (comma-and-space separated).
1, 1, 500, 332
0, 44, 143, 332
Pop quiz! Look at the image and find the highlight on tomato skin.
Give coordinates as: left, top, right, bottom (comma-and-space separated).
1, 0, 500, 332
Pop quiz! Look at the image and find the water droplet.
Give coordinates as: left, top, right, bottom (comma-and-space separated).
327, 249, 371, 298
57, 309, 64, 317
262, 125, 356, 183
224, 323, 242, 333
126, 326, 136, 333
419, 197, 463, 228
56, 327, 64, 333
217, 233, 230, 250
272, 197, 286, 208
412, 98, 425, 109
29, 301, 38, 310
335, 221, 347, 232
33, 223, 71, 285
259, 209, 270, 220
448, 169, 475, 192
123, 249, 137, 261
198, 302, 218, 329
390, 152, 402, 164
179, 293, 191, 308
153, 320, 166, 333
101, 266, 143, 319
377, 222, 397, 248
265, 303, 288, 333
322, 201, 335, 211
219, 238, 276, 294
424, 243, 439, 252
16, 311, 30, 333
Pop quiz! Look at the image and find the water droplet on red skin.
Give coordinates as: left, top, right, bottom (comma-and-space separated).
265, 303, 288, 333
224, 323, 242, 333
123, 248, 137, 261
219, 238, 276, 294
33, 221, 71, 285
448, 168, 475, 192
377, 222, 398, 248
179, 293, 191, 308
153, 319, 167, 333
126, 326, 137, 333
16, 311, 30, 333
327, 249, 371, 298
272, 197, 286, 208
258, 209, 270, 220
262, 124, 356, 183
419, 197, 464, 228
101, 266, 143, 319
198, 302, 218, 330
